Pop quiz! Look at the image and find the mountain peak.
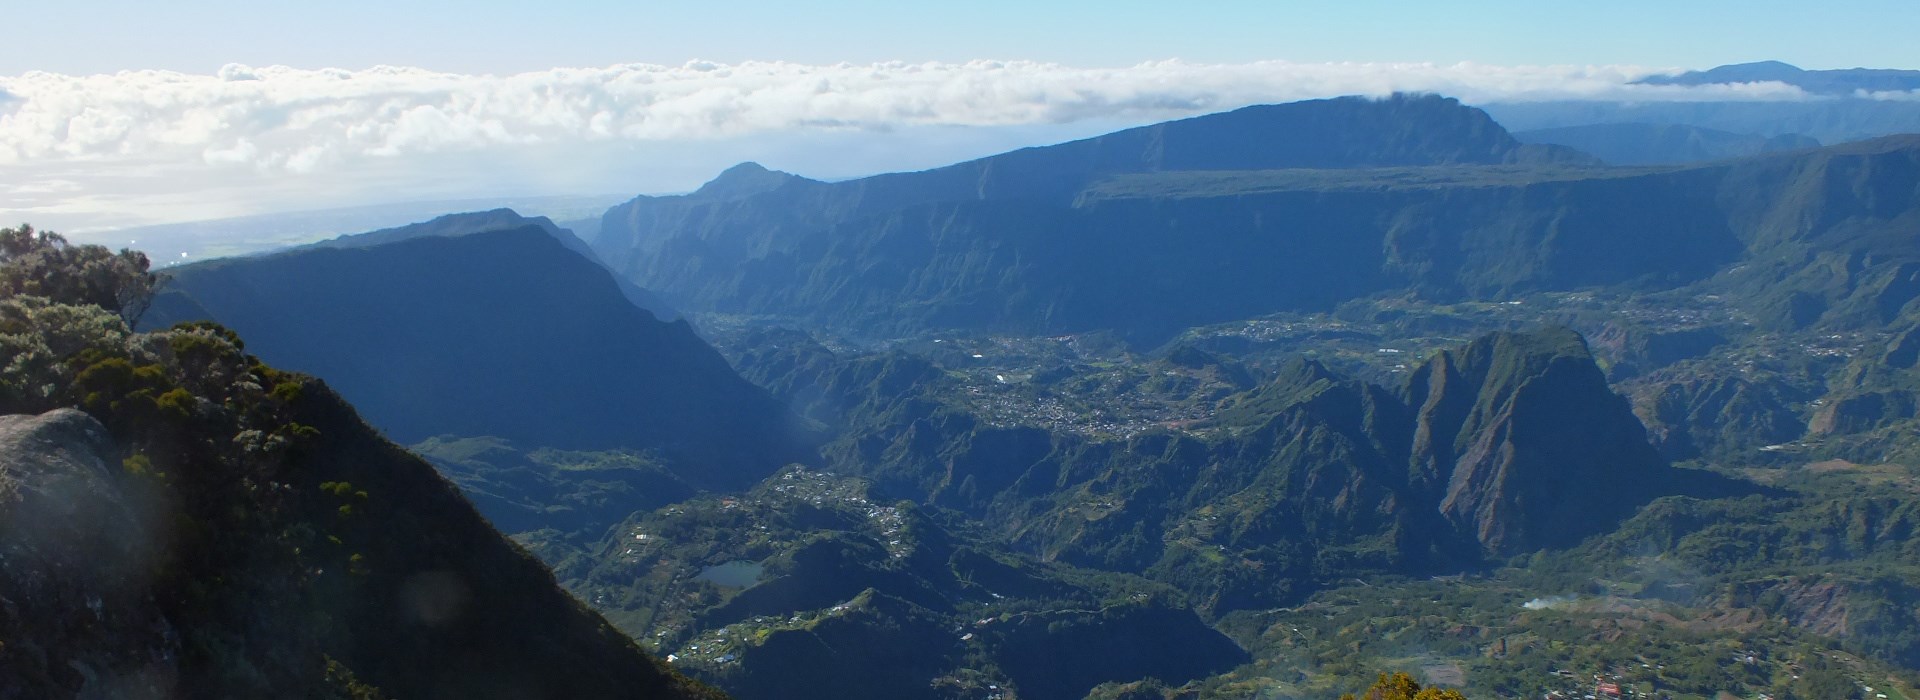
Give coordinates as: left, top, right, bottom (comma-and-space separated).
692, 161, 801, 200
1640, 61, 1806, 86
1718, 60, 1807, 74
1076, 92, 1559, 172
1403, 328, 1666, 556
303, 208, 558, 250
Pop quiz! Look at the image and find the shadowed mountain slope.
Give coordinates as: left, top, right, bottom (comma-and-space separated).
1514, 122, 1820, 165
145, 225, 809, 490
728, 328, 1677, 611
0, 310, 721, 699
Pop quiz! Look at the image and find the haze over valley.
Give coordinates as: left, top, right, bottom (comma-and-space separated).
6, 3, 1920, 699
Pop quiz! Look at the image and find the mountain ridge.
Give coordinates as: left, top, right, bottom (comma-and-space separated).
145, 224, 811, 491
591, 94, 1598, 288
294, 208, 677, 320
731, 327, 1676, 611
1637, 60, 1920, 95
590, 96, 1920, 346
1514, 122, 1822, 165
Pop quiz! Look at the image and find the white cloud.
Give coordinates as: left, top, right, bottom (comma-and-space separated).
0, 59, 1825, 230
201, 138, 257, 165
0, 59, 1813, 170
1859, 89, 1920, 102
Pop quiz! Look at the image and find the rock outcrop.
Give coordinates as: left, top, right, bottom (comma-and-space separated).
1406, 329, 1669, 556
0, 410, 174, 699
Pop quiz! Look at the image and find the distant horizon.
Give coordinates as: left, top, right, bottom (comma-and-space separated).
9, 0, 1919, 231
16, 55, 1910, 234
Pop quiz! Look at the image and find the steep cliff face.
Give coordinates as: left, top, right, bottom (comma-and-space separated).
1711, 138, 1920, 330
0, 394, 722, 699
1, 249, 717, 698
1405, 329, 1669, 556
738, 327, 1672, 604
145, 226, 811, 490
1514, 122, 1819, 165
592, 95, 1615, 342
594, 94, 1579, 262
592, 93, 1920, 345
293, 208, 678, 320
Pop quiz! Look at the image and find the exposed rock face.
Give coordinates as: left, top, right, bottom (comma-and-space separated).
1406, 330, 1670, 556
0, 409, 136, 565
0, 410, 174, 699
1764, 578, 1857, 639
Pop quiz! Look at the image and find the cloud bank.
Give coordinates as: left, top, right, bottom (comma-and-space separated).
0, 59, 1828, 230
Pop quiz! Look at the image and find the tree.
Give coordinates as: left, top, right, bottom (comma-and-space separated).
0, 294, 131, 412
1340, 672, 1471, 700
0, 223, 162, 326
1781, 662, 1861, 700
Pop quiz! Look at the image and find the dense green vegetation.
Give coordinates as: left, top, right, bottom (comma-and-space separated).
0, 225, 720, 699
0, 224, 159, 325
412, 435, 695, 538
543, 466, 1245, 700
670, 311, 1920, 697
714, 326, 1678, 611
1341, 673, 1469, 700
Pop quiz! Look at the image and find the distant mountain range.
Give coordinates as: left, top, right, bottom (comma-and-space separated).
1485, 98, 1920, 145
1636, 60, 1920, 95
20, 80, 1920, 698
1484, 61, 1920, 144
69, 193, 632, 265
588, 93, 1920, 346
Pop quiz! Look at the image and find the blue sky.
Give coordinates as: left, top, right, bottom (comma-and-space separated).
7, 0, 1917, 75
5, 0, 1917, 234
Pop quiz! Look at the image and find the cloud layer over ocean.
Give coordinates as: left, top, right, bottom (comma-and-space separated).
0, 59, 1842, 229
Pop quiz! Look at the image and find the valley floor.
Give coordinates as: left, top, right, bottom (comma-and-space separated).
477, 289, 1920, 700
